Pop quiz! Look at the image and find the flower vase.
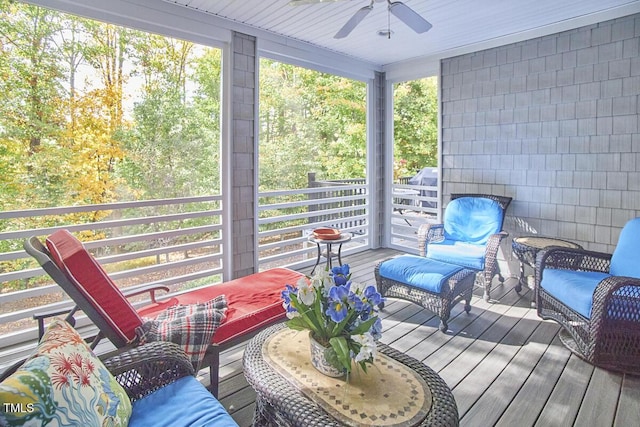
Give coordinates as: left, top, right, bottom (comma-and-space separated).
309, 333, 345, 378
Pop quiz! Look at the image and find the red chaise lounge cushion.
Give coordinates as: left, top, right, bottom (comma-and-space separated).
46, 229, 306, 348
138, 267, 305, 345
46, 229, 143, 344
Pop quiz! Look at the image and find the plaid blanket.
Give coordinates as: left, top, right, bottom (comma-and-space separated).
136, 295, 227, 371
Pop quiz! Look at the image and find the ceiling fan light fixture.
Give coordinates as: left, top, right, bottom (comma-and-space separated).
377, 28, 393, 38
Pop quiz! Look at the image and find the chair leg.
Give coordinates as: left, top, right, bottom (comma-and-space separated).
476, 273, 490, 301
207, 346, 220, 398
464, 294, 472, 313
439, 300, 452, 332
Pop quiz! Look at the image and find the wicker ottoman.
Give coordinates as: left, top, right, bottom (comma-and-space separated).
375, 255, 476, 332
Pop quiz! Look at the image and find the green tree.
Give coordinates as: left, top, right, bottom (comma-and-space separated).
393, 77, 438, 178
258, 59, 366, 191
117, 37, 221, 199
0, 0, 67, 210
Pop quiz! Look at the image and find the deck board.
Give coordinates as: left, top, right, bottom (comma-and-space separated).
494, 333, 569, 426
615, 375, 640, 426
484, 322, 561, 426
534, 355, 594, 426
574, 368, 623, 427
202, 248, 638, 427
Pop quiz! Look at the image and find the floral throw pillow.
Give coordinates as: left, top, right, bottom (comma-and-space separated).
0, 319, 131, 427
137, 295, 228, 371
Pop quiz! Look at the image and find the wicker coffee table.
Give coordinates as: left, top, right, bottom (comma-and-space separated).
243, 323, 459, 427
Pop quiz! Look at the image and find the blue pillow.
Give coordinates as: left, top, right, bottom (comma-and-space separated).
443, 197, 503, 245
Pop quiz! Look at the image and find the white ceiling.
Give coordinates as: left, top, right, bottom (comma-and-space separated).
162, 0, 640, 67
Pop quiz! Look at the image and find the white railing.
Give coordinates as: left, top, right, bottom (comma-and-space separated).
389, 182, 440, 252
0, 195, 224, 357
257, 183, 370, 271
0, 185, 373, 370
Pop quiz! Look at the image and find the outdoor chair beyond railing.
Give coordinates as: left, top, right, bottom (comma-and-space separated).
419, 193, 512, 301
535, 217, 640, 375
23, 230, 305, 397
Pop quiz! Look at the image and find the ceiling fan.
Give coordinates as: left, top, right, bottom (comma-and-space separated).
290, 0, 432, 39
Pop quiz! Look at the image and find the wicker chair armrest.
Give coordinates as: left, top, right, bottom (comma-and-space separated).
418, 223, 444, 257
103, 341, 195, 401
123, 284, 170, 304
591, 275, 640, 322
483, 231, 509, 272
484, 231, 508, 256
535, 247, 612, 287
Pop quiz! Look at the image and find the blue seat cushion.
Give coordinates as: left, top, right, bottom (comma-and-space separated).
426, 240, 486, 271
129, 376, 238, 427
443, 197, 503, 245
379, 255, 463, 294
540, 269, 611, 319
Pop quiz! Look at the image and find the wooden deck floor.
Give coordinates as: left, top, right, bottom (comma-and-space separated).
211, 248, 640, 427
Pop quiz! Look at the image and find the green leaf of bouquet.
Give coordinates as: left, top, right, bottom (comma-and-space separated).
329, 336, 352, 371
323, 346, 342, 371
286, 317, 310, 331
330, 309, 359, 337
350, 316, 378, 335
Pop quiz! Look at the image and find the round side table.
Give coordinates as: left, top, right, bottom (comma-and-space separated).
511, 236, 582, 306
308, 232, 352, 274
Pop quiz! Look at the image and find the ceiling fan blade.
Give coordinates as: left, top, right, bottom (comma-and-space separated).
334, 5, 373, 39
389, 2, 432, 34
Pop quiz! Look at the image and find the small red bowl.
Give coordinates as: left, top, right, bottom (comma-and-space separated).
313, 228, 341, 240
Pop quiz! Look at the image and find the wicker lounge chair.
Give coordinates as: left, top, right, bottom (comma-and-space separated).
23, 230, 305, 397
535, 217, 640, 375
419, 193, 512, 301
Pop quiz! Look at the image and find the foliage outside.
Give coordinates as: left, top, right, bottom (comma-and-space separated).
0, 1, 439, 293
0, 1, 221, 237
258, 59, 368, 191
393, 77, 438, 180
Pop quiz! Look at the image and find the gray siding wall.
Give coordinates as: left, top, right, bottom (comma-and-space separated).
441, 13, 640, 254
231, 32, 257, 278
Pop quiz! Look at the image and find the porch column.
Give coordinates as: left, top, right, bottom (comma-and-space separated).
231, 31, 257, 278
372, 70, 387, 248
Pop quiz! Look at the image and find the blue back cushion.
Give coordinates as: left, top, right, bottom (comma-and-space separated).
610, 217, 640, 278
444, 197, 504, 244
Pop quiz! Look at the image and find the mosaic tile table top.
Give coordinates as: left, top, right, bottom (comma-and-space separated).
242, 324, 459, 427
264, 328, 431, 427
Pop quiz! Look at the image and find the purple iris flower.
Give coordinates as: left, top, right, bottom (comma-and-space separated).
331, 264, 350, 285
332, 264, 350, 277
371, 317, 383, 340
326, 285, 350, 322
363, 285, 383, 307
281, 284, 297, 313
